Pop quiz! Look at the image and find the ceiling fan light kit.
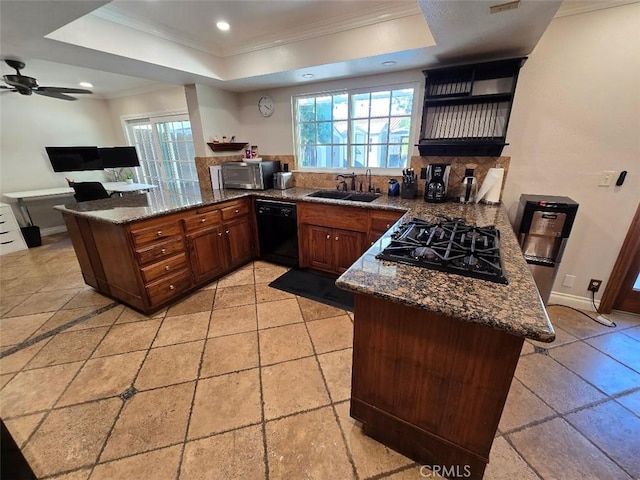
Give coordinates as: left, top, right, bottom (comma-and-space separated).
1, 59, 93, 101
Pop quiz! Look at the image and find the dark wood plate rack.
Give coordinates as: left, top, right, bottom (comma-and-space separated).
207, 142, 248, 152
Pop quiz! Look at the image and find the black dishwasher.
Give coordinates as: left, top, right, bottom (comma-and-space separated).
255, 199, 299, 267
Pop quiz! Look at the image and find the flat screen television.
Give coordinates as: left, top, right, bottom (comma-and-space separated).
45, 146, 102, 172
99, 146, 140, 168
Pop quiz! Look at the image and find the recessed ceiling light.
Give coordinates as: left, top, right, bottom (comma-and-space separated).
79, 82, 93, 88
382, 61, 397, 66
216, 21, 230, 31
302, 73, 314, 79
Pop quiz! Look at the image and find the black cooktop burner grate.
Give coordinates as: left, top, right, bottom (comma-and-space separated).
376, 216, 508, 284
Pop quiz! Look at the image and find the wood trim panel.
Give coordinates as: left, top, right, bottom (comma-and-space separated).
62, 214, 99, 290
298, 202, 368, 232
369, 210, 404, 234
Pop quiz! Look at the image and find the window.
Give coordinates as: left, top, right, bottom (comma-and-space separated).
125, 114, 199, 196
295, 86, 415, 170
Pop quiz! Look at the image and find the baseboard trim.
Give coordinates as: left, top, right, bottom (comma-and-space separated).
40, 226, 68, 237
548, 291, 599, 311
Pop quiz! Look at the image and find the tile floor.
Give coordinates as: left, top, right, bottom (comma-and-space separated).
1, 233, 639, 479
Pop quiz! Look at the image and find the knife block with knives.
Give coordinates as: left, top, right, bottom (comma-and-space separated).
401, 168, 418, 199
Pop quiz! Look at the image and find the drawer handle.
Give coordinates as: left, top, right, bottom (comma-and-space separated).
201, 218, 206, 223
157, 230, 163, 236
1, 240, 14, 245
161, 248, 166, 254
164, 265, 170, 271
169, 284, 175, 290
235, 209, 239, 213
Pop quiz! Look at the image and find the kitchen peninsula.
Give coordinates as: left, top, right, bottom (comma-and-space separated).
55, 187, 553, 480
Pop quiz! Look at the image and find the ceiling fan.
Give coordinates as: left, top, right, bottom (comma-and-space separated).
1, 59, 92, 101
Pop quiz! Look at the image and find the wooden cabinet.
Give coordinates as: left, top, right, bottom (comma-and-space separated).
418, 57, 526, 157
62, 197, 256, 313
368, 210, 404, 245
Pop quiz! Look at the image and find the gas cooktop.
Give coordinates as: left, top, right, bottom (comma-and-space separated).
376, 216, 508, 284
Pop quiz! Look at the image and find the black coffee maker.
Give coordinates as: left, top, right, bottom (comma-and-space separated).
424, 164, 451, 203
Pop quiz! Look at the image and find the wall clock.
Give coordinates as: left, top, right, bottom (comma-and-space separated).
257, 95, 274, 117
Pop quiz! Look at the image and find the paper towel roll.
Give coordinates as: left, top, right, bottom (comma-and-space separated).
476, 167, 504, 204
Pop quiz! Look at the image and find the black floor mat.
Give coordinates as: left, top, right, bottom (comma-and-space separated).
269, 269, 354, 311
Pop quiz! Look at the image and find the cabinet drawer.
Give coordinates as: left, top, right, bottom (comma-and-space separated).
221, 201, 249, 221
0, 207, 20, 232
130, 221, 182, 247
370, 211, 403, 234
146, 269, 192, 307
183, 210, 221, 233
0, 229, 27, 255
135, 237, 184, 265
140, 252, 188, 284
299, 203, 368, 232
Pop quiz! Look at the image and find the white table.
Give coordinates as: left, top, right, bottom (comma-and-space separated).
2, 182, 157, 226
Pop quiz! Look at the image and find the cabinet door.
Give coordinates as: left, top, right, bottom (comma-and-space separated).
225, 218, 254, 268
301, 224, 334, 273
186, 226, 226, 283
333, 229, 366, 274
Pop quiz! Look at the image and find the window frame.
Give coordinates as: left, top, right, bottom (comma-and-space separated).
293, 82, 420, 174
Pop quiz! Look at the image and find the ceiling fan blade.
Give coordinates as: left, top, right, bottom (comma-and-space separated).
34, 90, 78, 101
37, 86, 92, 94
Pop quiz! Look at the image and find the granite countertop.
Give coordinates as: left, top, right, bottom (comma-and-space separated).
54, 186, 554, 342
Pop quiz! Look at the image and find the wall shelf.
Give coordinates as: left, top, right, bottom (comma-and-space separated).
207, 142, 248, 152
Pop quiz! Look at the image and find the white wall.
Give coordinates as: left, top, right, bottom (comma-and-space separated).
0, 94, 116, 229
504, 3, 640, 306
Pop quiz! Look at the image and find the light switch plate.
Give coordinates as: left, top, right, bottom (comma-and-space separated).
598, 171, 616, 187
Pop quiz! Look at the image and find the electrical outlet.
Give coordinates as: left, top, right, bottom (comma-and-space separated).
588, 279, 602, 292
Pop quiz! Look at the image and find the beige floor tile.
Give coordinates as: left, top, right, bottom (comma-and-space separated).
22, 398, 121, 478
317, 349, 353, 403
28, 307, 94, 337
166, 289, 216, 316
201, 279, 217, 290
586, 331, 640, 373
257, 298, 302, 329
262, 357, 330, 420
306, 315, 354, 354
0, 372, 15, 390
265, 406, 354, 480
616, 389, 640, 416
566, 400, 640, 477
297, 296, 347, 322
0, 294, 29, 317
0, 339, 51, 374
200, 332, 259, 377
153, 311, 210, 347
91, 445, 182, 480
508, 417, 629, 479
254, 264, 288, 284
25, 327, 109, 369
0, 265, 23, 281
0, 275, 57, 297
3, 412, 45, 448
255, 283, 295, 303
514, 353, 606, 413
135, 340, 204, 390
0, 312, 54, 346
181, 425, 265, 480
483, 436, 540, 480
623, 325, 640, 342
530, 325, 578, 349
0, 361, 83, 417
92, 319, 162, 357
208, 304, 257, 338
546, 306, 615, 339
335, 401, 412, 478
214, 284, 256, 310
67, 305, 125, 332
188, 369, 262, 439
381, 466, 443, 479
498, 378, 555, 433
101, 382, 195, 462
520, 341, 535, 355
57, 351, 147, 407
38, 274, 87, 292
62, 288, 113, 310
217, 266, 255, 288
47, 469, 92, 480
115, 307, 166, 324
258, 323, 313, 365
549, 341, 640, 396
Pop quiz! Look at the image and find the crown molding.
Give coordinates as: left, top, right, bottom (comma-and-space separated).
554, 0, 638, 18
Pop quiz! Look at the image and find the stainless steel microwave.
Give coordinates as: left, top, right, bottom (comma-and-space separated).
221, 160, 280, 190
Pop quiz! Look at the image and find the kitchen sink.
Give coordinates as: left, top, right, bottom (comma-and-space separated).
306, 190, 381, 203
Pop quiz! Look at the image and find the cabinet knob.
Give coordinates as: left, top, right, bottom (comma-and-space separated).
169, 284, 175, 290
235, 209, 239, 213
161, 248, 166, 254
218, 232, 222, 236
201, 218, 206, 223
386, 224, 390, 228
225, 230, 229, 234
371, 241, 375, 245
157, 230, 162, 236
164, 265, 170, 271
335, 236, 339, 241
326, 234, 330, 239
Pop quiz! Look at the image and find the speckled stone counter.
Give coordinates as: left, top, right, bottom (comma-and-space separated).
54, 186, 553, 342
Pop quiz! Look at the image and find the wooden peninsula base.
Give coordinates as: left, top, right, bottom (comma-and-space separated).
350, 294, 524, 479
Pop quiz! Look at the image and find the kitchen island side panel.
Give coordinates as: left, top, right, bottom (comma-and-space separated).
350, 293, 523, 478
